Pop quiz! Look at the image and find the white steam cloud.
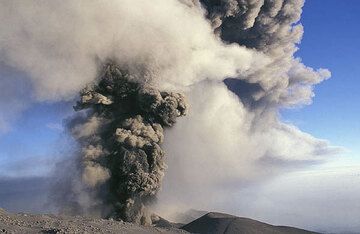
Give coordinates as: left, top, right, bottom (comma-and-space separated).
0, 0, 265, 101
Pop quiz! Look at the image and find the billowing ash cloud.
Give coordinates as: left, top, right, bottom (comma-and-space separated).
62, 64, 187, 224
200, 0, 330, 107
0, 0, 342, 226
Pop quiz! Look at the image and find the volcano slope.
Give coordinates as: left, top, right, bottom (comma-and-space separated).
0, 209, 320, 234
0, 208, 186, 234
181, 212, 319, 234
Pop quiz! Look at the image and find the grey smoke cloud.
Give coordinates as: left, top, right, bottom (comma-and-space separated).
200, 0, 330, 108
0, 0, 343, 229
58, 64, 188, 224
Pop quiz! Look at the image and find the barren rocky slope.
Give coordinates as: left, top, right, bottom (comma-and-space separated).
0, 209, 320, 234
0, 209, 186, 234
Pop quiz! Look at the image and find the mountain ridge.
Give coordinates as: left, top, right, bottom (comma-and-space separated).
181, 212, 319, 234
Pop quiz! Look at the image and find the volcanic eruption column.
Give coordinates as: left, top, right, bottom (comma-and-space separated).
69, 64, 188, 224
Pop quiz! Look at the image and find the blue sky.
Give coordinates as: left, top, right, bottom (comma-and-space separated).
282, 0, 360, 158
0, 102, 73, 177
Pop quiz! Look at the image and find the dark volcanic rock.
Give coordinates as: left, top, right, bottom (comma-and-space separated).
181, 212, 319, 234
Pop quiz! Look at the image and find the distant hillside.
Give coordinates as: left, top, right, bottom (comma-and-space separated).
181, 212, 319, 234
172, 209, 209, 225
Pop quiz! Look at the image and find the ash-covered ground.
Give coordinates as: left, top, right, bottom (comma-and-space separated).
0, 208, 319, 234
0, 208, 186, 234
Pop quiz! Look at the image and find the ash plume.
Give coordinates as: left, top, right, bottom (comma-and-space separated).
0, 0, 342, 226
65, 64, 187, 224
200, 0, 329, 108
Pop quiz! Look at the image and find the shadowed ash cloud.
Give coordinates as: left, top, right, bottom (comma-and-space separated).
55, 64, 188, 224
